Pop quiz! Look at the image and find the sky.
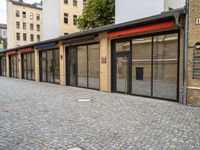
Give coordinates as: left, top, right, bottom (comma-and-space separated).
0, 0, 41, 24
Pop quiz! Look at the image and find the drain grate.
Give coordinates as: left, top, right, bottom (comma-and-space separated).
77, 98, 92, 102
67, 147, 83, 150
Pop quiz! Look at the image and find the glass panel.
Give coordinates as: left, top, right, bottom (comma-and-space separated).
41, 52, 47, 82
54, 49, 60, 83
47, 51, 53, 83
132, 37, 152, 96
78, 46, 87, 87
153, 33, 178, 100
23, 54, 27, 79
116, 41, 130, 52
69, 47, 77, 86
27, 53, 32, 80
1, 57, 7, 76
116, 56, 128, 93
32, 53, 35, 80
88, 44, 100, 89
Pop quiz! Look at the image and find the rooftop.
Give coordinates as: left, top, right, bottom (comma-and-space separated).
9, 0, 42, 10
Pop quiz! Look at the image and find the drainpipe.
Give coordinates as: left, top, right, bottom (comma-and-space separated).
182, 0, 189, 105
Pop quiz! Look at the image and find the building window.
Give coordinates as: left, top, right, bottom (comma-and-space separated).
36, 14, 40, 20
22, 11, 26, 18
23, 22, 26, 30
64, 13, 68, 24
16, 10, 20, 17
136, 67, 144, 80
3, 30, 6, 36
37, 24, 40, 31
193, 49, 200, 79
30, 34, 34, 42
30, 23, 34, 30
83, 0, 87, 7
73, 15, 78, 25
73, 0, 77, 7
64, 0, 68, 4
23, 33, 27, 41
16, 33, 20, 41
16, 21, 20, 29
37, 35, 40, 41
30, 13, 34, 20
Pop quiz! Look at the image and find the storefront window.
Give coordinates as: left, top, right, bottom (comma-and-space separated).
153, 34, 178, 99
40, 49, 60, 84
0, 56, 7, 76
88, 44, 100, 89
22, 52, 35, 80
10, 55, 18, 78
132, 37, 152, 96
77, 46, 87, 87
113, 32, 178, 100
67, 43, 100, 90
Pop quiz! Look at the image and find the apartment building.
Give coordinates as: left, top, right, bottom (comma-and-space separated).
43, 0, 86, 40
116, 0, 185, 23
7, 0, 43, 48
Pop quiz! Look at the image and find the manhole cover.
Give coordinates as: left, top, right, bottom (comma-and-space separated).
67, 147, 83, 150
77, 98, 92, 102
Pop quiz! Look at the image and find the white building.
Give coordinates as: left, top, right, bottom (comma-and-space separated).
115, 0, 185, 24
43, 0, 85, 40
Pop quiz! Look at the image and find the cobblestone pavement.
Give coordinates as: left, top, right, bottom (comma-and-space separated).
0, 77, 200, 150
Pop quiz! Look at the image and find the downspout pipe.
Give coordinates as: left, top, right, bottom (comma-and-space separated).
182, 0, 189, 105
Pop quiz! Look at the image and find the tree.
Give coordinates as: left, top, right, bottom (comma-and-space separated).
77, 0, 115, 30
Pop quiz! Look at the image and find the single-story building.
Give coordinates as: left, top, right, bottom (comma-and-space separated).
0, 5, 200, 106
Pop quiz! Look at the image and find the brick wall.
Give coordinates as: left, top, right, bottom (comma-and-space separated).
187, 0, 200, 106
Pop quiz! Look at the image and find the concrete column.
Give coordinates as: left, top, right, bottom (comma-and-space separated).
35, 49, 40, 82
18, 53, 22, 79
99, 33, 111, 92
59, 43, 66, 85
6, 54, 9, 77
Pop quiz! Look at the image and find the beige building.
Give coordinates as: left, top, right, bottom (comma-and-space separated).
43, 0, 86, 40
6, 0, 43, 48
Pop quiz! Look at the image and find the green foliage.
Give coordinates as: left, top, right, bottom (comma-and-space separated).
77, 0, 115, 30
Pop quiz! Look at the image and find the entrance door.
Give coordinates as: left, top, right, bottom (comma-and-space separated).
116, 54, 130, 94
67, 47, 77, 86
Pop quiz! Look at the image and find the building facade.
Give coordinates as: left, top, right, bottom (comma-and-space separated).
43, 0, 86, 40
115, 0, 185, 24
1, 0, 200, 107
6, 0, 43, 48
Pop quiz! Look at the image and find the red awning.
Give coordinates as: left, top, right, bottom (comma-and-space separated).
6, 51, 18, 55
107, 21, 175, 38
18, 48, 33, 53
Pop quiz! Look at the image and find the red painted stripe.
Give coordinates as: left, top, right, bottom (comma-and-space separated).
107, 21, 175, 38
6, 51, 18, 55
18, 48, 33, 53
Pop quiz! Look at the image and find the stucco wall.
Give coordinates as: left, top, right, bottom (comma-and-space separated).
43, 0, 60, 40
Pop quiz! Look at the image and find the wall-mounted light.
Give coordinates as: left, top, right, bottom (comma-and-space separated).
60, 55, 63, 60
195, 42, 200, 49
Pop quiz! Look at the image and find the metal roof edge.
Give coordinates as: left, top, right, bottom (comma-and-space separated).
2, 7, 185, 53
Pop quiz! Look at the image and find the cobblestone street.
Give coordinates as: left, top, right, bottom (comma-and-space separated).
0, 77, 200, 150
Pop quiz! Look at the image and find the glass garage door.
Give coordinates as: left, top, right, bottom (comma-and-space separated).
40, 49, 60, 84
